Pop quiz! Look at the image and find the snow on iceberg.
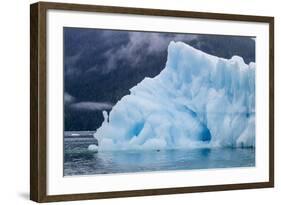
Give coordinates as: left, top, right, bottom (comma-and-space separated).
95, 41, 255, 150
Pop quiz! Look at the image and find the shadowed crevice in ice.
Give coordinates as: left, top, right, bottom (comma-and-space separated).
181, 105, 211, 142
94, 41, 255, 150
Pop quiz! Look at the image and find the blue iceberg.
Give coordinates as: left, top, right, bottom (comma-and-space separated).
95, 41, 255, 150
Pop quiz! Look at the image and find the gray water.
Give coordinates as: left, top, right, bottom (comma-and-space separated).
64, 137, 255, 176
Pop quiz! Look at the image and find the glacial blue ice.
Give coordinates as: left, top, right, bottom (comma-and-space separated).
88, 144, 99, 152
95, 41, 255, 150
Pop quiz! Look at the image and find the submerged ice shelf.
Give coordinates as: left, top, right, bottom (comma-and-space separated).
95, 41, 256, 150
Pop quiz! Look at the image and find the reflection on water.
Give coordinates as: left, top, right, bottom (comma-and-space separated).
64, 138, 255, 176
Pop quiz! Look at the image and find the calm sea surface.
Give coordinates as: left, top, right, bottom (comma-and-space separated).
64, 137, 255, 176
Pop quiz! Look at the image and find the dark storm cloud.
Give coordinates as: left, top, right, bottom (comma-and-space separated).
64, 28, 130, 76
64, 28, 198, 75
102, 32, 197, 71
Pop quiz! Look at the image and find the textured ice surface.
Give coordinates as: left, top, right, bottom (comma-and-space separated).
88, 144, 98, 152
95, 41, 255, 150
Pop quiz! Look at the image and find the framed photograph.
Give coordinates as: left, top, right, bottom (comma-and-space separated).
30, 1, 274, 202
